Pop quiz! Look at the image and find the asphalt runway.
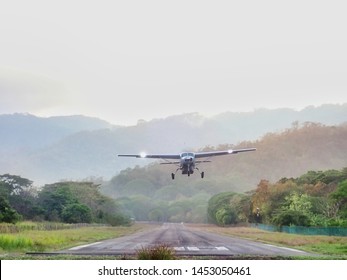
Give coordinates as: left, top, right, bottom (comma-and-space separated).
58, 223, 312, 257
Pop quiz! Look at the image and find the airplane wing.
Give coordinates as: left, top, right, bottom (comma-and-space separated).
194, 148, 256, 158
118, 153, 181, 159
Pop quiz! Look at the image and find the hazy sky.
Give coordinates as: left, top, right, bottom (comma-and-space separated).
1, 0, 346, 125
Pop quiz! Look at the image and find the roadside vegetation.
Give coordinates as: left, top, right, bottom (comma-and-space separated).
187, 224, 347, 258
208, 168, 347, 227
1, 223, 345, 259
0, 222, 155, 256
0, 175, 131, 225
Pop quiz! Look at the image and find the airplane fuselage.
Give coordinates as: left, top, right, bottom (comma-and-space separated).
180, 152, 195, 175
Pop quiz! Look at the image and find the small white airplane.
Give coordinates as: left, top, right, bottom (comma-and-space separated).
118, 148, 256, 179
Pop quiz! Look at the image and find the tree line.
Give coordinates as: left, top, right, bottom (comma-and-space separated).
1, 168, 346, 227
208, 168, 347, 227
102, 122, 347, 224
0, 174, 130, 225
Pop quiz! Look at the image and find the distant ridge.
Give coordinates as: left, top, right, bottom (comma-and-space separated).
102, 122, 347, 200
0, 103, 346, 184
0, 113, 113, 152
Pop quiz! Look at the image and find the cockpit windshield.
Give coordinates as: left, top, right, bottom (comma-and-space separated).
181, 152, 195, 158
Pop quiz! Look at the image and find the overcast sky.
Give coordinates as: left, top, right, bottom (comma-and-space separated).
1, 0, 346, 125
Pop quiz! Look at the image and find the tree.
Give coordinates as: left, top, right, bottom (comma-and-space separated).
37, 181, 130, 225
286, 192, 312, 214
272, 191, 336, 226
215, 207, 238, 225
61, 203, 92, 223
0, 195, 21, 223
330, 180, 347, 219
250, 179, 298, 224
0, 174, 33, 196
0, 174, 37, 219
38, 184, 77, 221
272, 209, 311, 226
208, 192, 246, 226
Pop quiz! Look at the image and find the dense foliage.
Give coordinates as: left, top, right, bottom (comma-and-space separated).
208, 168, 347, 227
0, 175, 130, 225
207, 192, 249, 225
251, 169, 347, 227
103, 164, 347, 227
1, 168, 346, 227
1, 123, 347, 227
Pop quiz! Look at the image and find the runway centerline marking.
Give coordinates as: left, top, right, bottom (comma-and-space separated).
174, 247, 186, 251
187, 247, 200, 251
216, 246, 229, 251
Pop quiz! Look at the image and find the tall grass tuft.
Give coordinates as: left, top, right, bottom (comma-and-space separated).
0, 235, 34, 251
136, 244, 176, 260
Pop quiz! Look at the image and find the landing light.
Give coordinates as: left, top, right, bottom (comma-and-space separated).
228, 149, 233, 154
140, 152, 147, 158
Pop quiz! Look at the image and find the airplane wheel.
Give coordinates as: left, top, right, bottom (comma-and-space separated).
201, 172, 204, 179
171, 173, 175, 180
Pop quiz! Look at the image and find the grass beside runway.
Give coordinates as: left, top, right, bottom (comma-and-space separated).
187, 224, 347, 258
0, 222, 159, 258
1, 222, 346, 259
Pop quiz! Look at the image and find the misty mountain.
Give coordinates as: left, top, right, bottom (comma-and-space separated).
103, 122, 347, 198
0, 104, 346, 184
0, 113, 113, 153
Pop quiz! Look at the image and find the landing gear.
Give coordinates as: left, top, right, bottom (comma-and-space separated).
196, 167, 205, 179
171, 167, 205, 179
171, 168, 180, 180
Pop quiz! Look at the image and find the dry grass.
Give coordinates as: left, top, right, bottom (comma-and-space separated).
136, 244, 176, 260
186, 224, 347, 256
0, 222, 158, 254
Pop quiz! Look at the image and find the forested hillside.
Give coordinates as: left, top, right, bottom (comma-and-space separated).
208, 169, 347, 227
0, 104, 346, 184
101, 123, 347, 223
1, 118, 346, 225
2, 168, 346, 227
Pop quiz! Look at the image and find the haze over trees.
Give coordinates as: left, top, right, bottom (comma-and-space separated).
101, 122, 347, 223
0, 104, 346, 184
2, 168, 346, 227
0, 105, 346, 227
